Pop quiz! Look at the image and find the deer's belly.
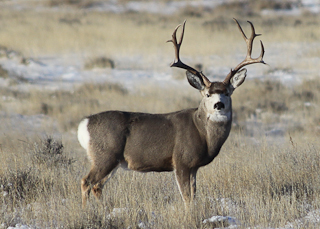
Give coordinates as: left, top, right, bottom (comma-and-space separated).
122, 150, 174, 172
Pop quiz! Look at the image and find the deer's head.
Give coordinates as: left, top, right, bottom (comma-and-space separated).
168, 19, 265, 122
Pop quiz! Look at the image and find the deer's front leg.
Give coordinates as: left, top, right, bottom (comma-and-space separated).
190, 168, 198, 202
175, 167, 192, 207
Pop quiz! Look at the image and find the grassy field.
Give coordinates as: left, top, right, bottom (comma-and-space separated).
0, 77, 319, 228
1, 1, 320, 228
0, 3, 319, 60
1, 126, 320, 228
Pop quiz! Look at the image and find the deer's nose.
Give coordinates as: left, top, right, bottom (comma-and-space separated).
214, 102, 225, 110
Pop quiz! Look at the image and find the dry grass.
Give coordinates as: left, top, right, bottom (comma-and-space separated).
0, 81, 199, 132
0, 76, 320, 227
1, 1, 320, 228
0, 4, 319, 60
1, 132, 320, 228
1, 77, 319, 134
0, 10, 175, 58
232, 78, 320, 135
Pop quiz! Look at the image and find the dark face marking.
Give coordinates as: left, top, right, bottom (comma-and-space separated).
208, 82, 229, 95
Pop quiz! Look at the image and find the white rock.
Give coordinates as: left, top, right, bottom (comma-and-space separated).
203, 215, 239, 228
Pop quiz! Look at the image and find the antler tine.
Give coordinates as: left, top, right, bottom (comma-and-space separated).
259, 40, 265, 61
167, 22, 184, 68
234, 18, 248, 40
167, 21, 196, 73
223, 19, 266, 85
167, 21, 211, 87
234, 19, 262, 57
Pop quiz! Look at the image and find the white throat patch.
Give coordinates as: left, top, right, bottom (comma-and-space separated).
207, 111, 231, 123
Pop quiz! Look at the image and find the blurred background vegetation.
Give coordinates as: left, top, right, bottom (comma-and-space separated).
0, 0, 320, 228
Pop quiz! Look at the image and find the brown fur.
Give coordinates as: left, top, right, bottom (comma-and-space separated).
80, 82, 235, 208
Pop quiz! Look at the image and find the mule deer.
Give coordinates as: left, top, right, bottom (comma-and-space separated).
78, 19, 265, 208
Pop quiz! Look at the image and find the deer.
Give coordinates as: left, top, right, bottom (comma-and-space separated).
78, 18, 265, 208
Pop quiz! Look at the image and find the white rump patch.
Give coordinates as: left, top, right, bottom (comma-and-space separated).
78, 118, 90, 151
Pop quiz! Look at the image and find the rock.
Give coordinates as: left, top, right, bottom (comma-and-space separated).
203, 215, 239, 228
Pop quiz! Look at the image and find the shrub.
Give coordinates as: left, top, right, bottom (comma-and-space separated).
31, 137, 75, 168
84, 57, 115, 69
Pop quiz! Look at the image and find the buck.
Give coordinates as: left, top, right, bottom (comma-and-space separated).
78, 18, 265, 208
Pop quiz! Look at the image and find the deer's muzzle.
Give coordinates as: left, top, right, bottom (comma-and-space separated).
214, 102, 225, 110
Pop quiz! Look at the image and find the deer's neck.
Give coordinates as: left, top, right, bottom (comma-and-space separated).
193, 106, 232, 157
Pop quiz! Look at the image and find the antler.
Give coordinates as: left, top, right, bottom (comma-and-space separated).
223, 18, 265, 85
167, 20, 211, 87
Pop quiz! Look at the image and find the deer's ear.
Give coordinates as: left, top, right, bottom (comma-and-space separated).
230, 68, 247, 89
186, 71, 205, 91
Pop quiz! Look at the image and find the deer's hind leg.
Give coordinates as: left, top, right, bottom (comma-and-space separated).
81, 155, 119, 208
91, 165, 119, 200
